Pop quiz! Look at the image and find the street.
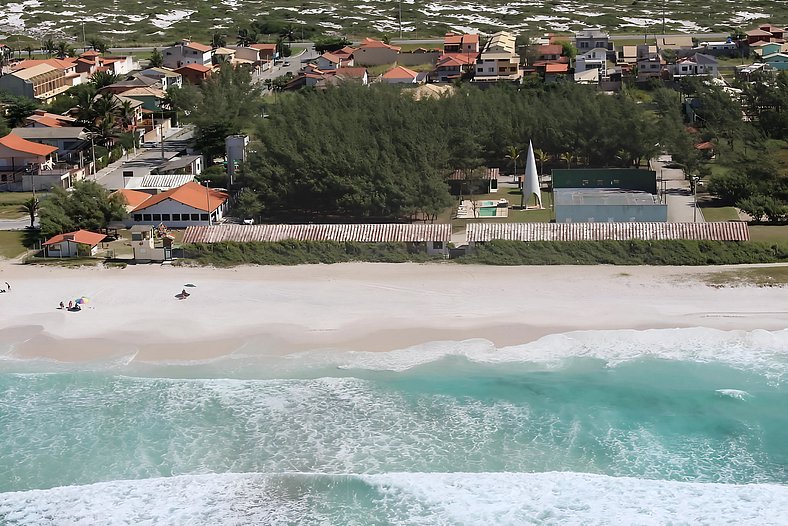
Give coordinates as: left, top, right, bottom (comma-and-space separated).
651, 155, 705, 223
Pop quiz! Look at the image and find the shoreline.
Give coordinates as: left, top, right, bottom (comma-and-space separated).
1, 262, 787, 363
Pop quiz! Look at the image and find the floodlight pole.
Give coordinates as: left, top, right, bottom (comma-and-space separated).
204, 179, 212, 225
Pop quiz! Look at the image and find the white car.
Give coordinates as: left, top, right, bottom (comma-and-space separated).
142, 141, 159, 148
242, 218, 255, 225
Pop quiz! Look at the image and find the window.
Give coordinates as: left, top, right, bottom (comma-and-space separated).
488, 67, 494, 72
172, 214, 180, 221
191, 214, 200, 221
200, 214, 209, 221
152, 214, 161, 221
143, 214, 152, 221
161, 214, 170, 221
133, 214, 142, 221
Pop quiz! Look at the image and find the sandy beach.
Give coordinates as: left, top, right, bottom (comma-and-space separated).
0, 262, 786, 362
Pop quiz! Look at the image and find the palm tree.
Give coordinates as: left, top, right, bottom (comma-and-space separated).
73, 85, 98, 125
559, 152, 574, 169
89, 70, 120, 89
236, 28, 257, 47
43, 38, 55, 58
504, 145, 521, 183
87, 37, 102, 51
116, 100, 136, 130
149, 48, 164, 68
19, 197, 40, 228
534, 148, 550, 175
211, 33, 226, 49
54, 42, 71, 59
280, 24, 296, 44
23, 45, 34, 59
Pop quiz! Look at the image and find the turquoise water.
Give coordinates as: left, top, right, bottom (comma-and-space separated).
1, 329, 787, 524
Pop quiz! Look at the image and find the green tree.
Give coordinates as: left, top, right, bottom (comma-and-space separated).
211, 33, 227, 49
89, 70, 120, 89
54, 41, 72, 59
87, 37, 107, 53
504, 145, 521, 181
39, 181, 126, 237
233, 190, 263, 220
149, 48, 164, 68
19, 197, 40, 228
42, 38, 56, 58
4, 96, 39, 127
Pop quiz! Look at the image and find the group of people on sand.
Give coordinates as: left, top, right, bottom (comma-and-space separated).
0, 281, 10, 293
57, 300, 81, 312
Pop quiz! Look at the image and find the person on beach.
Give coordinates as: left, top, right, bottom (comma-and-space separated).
68, 300, 73, 309
58, 302, 64, 310
4, 282, 9, 291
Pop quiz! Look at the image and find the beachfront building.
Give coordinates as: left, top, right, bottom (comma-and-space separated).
161, 40, 213, 69
129, 181, 229, 227
0, 132, 59, 189
42, 230, 106, 258
182, 223, 452, 257
473, 31, 522, 83
174, 64, 213, 85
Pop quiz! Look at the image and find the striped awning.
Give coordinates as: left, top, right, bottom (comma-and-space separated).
183, 223, 452, 244
466, 222, 750, 242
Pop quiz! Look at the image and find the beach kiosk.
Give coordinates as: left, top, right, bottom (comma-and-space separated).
131, 225, 173, 263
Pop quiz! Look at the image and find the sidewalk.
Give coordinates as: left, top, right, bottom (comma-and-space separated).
650, 155, 705, 223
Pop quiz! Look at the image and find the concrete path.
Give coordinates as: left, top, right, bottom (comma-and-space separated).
650, 155, 705, 223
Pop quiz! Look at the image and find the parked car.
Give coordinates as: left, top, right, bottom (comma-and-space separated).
283, 61, 291, 67
243, 218, 255, 225
142, 141, 158, 148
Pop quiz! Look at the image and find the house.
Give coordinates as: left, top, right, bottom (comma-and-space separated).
696, 41, 737, 56
174, 63, 213, 85
113, 188, 153, 212
129, 181, 229, 226
11, 127, 89, 158
234, 43, 277, 68
316, 51, 355, 70
617, 45, 638, 65
115, 86, 168, 111
0, 64, 70, 103
669, 53, 719, 79
656, 35, 695, 51
352, 38, 401, 66
333, 46, 356, 62
42, 230, 106, 258
757, 24, 786, 41
473, 31, 522, 83
763, 53, 788, 71
157, 155, 203, 176
139, 67, 183, 90
102, 75, 161, 95
535, 44, 563, 62
746, 24, 786, 45
575, 28, 612, 52
11, 58, 83, 89
443, 33, 480, 55
0, 132, 58, 188
543, 63, 571, 82
162, 40, 213, 69
575, 48, 608, 79
433, 54, 476, 82
25, 110, 78, 128
381, 65, 425, 84
752, 42, 784, 57
212, 47, 236, 64
334, 67, 369, 85
636, 45, 664, 81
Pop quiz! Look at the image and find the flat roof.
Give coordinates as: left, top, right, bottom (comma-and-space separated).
554, 188, 660, 207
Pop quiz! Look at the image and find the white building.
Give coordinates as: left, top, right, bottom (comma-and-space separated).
575, 48, 608, 79
129, 181, 229, 227
162, 40, 213, 70
42, 230, 106, 257
473, 31, 522, 83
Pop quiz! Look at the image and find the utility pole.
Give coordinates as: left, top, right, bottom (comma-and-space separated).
692, 176, 699, 222
399, 0, 403, 39
82, 21, 86, 52
204, 179, 212, 225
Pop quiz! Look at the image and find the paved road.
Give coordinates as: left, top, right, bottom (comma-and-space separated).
651, 155, 705, 223
255, 47, 319, 85
0, 218, 34, 231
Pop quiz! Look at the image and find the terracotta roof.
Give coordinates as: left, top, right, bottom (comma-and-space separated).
382, 65, 417, 79
321, 52, 341, 63
0, 133, 58, 156
80, 50, 101, 57
335, 67, 367, 78
43, 230, 106, 247
695, 141, 715, 150
438, 53, 477, 65
746, 29, 773, 36
113, 189, 152, 209
132, 181, 228, 212
250, 43, 277, 51
174, 63, 212, 73
12, 58, 75, 71
537, 44, 563, 55
545, 63, 569, 73
118, 86, 167, 98
359, 37, 401, 52
26, 115, 64, 127
184, 41, 212, 52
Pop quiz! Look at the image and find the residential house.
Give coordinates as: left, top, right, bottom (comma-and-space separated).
535, 44, 563, 63
139, 67, 183, 90
335, 67, 369, 85
11, 58, 83, 89
113, 188, 153, 213
636, 45, 664, 81
433, 54, 476, 82
42, 230, 106, 258
752, 42, 784, 57
381, 65, 425, 84
11, 127, 89, 160
669, 53, 719, 79
115, 86, 168, 112
0, 132, 67, 190
763, 53, 788, 71
333, 46, 356, 63
758, 24, 786, 41
575, 48, 608, 79
656, 35, 695, 52
316, 51, 353, 70
617, 45, 638, 66
746, 24, 786, 45
25, 110, 78, 128
443, 33, 480, 55
575, 28, 612, 53
129, 181, 229, 226
543, 63, 570, 83
102, 75, 161, 95
234, 43, 277, 69
212, 47, 236, 65
0, 64, 70, 103
157, 155, 203, 176
174, 63, 213, 85
473, 31, 522, 83
352, 38, 401, 66
696, 41, 737, 56
162, 40, 213, 69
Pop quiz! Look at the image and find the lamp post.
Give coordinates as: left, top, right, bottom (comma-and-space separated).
203, 179, 212, 225
692, 176, 699, 222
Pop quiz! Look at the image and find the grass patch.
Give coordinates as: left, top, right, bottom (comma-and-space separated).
23, 256, 102, 267
462, 240, 788, 265
699, 266, 788, 287
749, 225, 788, 244
698, 204, 739, 222
0, 231, 27, 259
0, 192, 49, 220
182, 240, 443, 266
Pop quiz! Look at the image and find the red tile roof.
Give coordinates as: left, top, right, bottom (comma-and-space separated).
11, 58, 76, 71
43, 230, 106, 247
537, 44, 563, 55
0, 133, 58, 156
545, 63, 569, 73
184, 41, 212, 52
113, 189, 152, 209
695, 141, 715, 150
250, 43, 277, 51
174, 63, 212, 73
132, 181, 228, 212
382, 65, 417, 79
335, 67, 367, 78
359, 37, 401, 52
438, 53, 477, 65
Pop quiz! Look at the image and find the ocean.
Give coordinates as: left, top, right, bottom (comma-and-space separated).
1, 328, 786, 525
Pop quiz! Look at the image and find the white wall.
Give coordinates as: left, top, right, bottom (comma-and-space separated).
131, 198, 227, 227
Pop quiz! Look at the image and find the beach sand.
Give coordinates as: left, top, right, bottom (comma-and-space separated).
0, 262, 786, 362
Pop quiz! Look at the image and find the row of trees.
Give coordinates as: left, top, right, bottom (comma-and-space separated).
39, 181, 126, 238
233, 82, 668, 220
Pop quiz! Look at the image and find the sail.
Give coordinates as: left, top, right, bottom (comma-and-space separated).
524, 141, 542, 208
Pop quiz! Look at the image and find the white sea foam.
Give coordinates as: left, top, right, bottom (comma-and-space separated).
328, 328, 788, 379
715, 389, 752, 400
1, 471, 786, 525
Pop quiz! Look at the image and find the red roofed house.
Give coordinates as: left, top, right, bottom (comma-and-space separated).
443, 33, 480, 55
162, 40, 213, 69
433, 54, 477, 82
25, 110, 78, 128
42, 230, 106, 257
235, 43, 277, 70
335, 67, 369, 85
130, 181, 229, 226
353, 38, 401, 66
174, 63, 213, 85
381, 65, 424, 84
113, 188, 153, 213
0, 132, 61, 189
316, 51, 354, 70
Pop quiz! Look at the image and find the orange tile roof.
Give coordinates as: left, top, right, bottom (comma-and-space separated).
27, 116, 64, 128
113, 189, 152, 209
175, 63, 212, 73
545, 63, 569, 73
359, 37, 401, 52
250, 43, 277, 51
537, 44, 563, 55
382, 65, 417, 79
43, 229, 106, 247
185, 41, 212, 52
695, 141, 715, 150
438, 53, 477, 66
335, 67, 367, 78
12, 58, 76, 71
132, 182, 229, 212
0, 133, 58, 156
80, 50, 101, 57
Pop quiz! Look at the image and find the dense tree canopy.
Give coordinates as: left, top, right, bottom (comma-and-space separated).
238, 83, 662, 219
39, 181, 126, 237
